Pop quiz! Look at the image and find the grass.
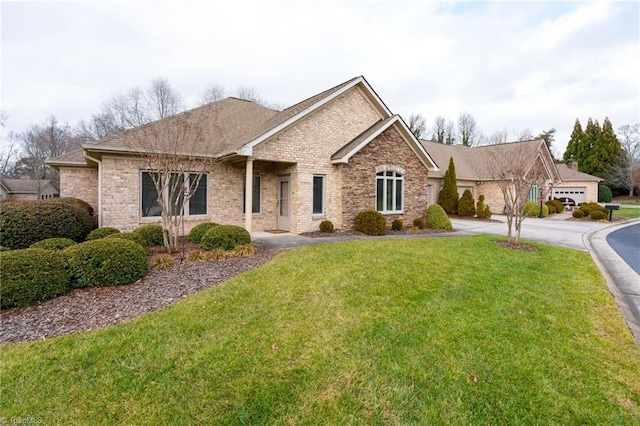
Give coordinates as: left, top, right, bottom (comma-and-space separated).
1, 236, 639, 424
615, 207, 640, 219
618, 200, 640, 205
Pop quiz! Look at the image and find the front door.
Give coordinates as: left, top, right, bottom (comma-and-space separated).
277, 175, 290, 231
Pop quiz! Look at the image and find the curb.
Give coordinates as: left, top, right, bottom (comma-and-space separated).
583, 219, 640, 345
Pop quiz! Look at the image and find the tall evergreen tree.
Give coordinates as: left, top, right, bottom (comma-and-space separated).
593, 117, 624, 178
563, 119, 583, 163
579, 118, 601, 175
437, 157, 459, 214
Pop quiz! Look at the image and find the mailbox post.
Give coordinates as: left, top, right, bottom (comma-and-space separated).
604, 204, 620, 222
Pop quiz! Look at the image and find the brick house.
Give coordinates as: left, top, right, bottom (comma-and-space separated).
48, 76, 438, 234
0, 175, 59, 201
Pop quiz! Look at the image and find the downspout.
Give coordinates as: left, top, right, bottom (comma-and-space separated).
83, 152, 103, 228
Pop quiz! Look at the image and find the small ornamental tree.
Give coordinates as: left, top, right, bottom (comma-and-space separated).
438, 157, 459, 214
457, 189, 476, 217
476, 195, 486, 218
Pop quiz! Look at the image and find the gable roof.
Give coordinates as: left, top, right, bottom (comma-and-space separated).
332, 115, 438, 171
555, 163, 603, 182
419, 139, 561, 182
47, 148, 89, 167
0, 175, 58, 194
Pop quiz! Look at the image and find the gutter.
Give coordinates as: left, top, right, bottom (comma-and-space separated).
83, 152, 103, 228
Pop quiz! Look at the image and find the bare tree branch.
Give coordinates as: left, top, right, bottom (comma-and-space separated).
406, 113, 427, 139
606, 124, 640, 195
199, 83, 226, 105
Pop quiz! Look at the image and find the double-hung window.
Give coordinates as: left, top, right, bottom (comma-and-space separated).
141, 171, 207, 218
376, 171, 403, 213
243, 176, 261, 214
313, 175, 325, 215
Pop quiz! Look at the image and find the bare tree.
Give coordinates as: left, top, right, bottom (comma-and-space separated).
406, 113, 427, 139
0, 112, 18, 174
432, 116, 446, 143
236, 86, 263, 104
199, 83, 226, 105
79, 78, 184, 141
484, 144, 547, 243
517, 128, 534, 141
445, 120, 456, 145
458, 112, 479, 147
606, 124, 640, 196
126, 111, 218, 253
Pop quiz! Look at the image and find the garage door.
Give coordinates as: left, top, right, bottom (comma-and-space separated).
553, 187, 586, 204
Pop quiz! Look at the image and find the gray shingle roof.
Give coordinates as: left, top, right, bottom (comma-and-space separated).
555, 163, 603, 181
0, 175, 58, 193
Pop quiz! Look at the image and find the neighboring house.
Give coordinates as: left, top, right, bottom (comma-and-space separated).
553, 163, 603, 204
48, 76, 438, 234
0, 175, 59, 201
420, 139, 570, 212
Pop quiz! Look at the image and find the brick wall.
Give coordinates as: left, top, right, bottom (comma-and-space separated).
59, 167, 98, 212
341, 125, 429, 229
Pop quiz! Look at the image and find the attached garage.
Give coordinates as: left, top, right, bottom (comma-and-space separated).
553, 187, 587, 204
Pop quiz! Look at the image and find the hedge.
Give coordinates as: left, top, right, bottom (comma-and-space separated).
86, 227, 121, 240
106, 232, 148, 248
65, 239, 148, 288
133, 225, 164, 246
30, 238, 77, 251
0, 248, 71, 308
0, 199, 94, 249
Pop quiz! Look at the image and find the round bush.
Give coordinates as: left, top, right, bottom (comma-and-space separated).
550, 199, 565, 213
319, 220, 334, 233
187, 222, 219, 243
354, 210, 386, 236
590, 210, 608, 221
133, 225, 164, 246
426, 204, 453, 231
598, 184, 613, 203
579, 203, 607, 217
30, 238, 77, 251
523, 201, 549, 217
483, 205, 492, 219
0, 246, 9, 252
0, 199, 94, 249
106, 232, 148, 248
65, 239, 148, 288
87, 227, 121, 240
201, 225, 251, 251
49, 197, 94, 216
544, 200, 557, 214
572, 209, 585, 218
391, 219, 403, 231
0, 248, 71, 308
413, 217, 426, 229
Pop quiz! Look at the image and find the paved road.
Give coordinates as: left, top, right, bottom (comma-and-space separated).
607, 223, 640, 275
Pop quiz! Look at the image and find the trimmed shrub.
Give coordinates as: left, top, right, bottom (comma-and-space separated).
579, 203, 607, 217
483, 205, 492, 219
590, 210, 608, 221
0, 248, 71, 308
87, 227, 120, 240
65, 239, 148, 288
30, 238, 77, 251
549, 199, 565, 213
354, 210, 386, 236
572, 209, 585, 218
187, 222, 219, 243
545, 200, 557, 214
457, 189, 476, 217
133, 225, 164, 246
476, 195, 487, 219
319, 220, 334, 233
0, 246, 9, 252
598, 184, 613, 203
106, 232, 148, 248
426, 204, 453, 231
49, 197, 94, 216
201, 225, 251, 251
523, 201, 549, 217
0, 199, 94, 249
413, 217, 426, 229
391, 219, 403, 231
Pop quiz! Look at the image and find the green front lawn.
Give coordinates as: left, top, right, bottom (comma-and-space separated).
615, 207, 640, 219
619, 200, 640, 205
2, 236, 639, 424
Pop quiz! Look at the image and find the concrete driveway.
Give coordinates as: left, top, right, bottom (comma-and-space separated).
450, 214, 608, 251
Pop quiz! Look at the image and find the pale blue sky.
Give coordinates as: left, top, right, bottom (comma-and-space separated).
1, 0, 639, 156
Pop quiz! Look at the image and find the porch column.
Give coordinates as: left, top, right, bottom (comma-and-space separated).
245, 157, 254, 232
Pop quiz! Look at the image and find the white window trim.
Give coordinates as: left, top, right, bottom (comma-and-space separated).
140, 171, 208, 219
376, 171, 404, 214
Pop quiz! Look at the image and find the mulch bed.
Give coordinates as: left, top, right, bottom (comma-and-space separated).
493, 240, 540, 251
0, 249, 276, 345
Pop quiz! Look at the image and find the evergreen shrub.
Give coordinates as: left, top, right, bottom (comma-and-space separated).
391, 219, 403, 231
201, 225, 251, 251
319, 220, 334, 233
590, 211, 608, 221
188, 222, 219, 243
106, 232, 148, 248
457, 189, 476, 217
572, 210, 585, 218
476, 195, 487, 218
30, 238, 77, 251
598, 185, 613, 203
354, 210, 386, 236
426, 204, 453, 231
413, 217, 426, 229
86, 227, 120, 240
523, 201, 549, 217
133, 225, 164, 246
0, 248, 71, 308
65, 239, 148, 288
